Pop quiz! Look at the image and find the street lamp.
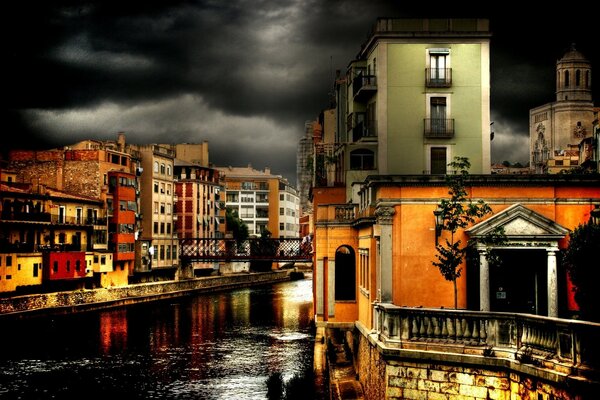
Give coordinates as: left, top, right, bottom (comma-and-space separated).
433, 206, 443, 246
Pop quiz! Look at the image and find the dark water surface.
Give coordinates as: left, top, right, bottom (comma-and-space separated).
0, 278, 320, 399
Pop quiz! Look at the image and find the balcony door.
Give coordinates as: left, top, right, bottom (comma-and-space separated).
430, 97, 447, 134
430, 53, 447, 81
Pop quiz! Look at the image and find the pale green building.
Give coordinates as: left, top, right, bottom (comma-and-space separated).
339, 18, 491, 186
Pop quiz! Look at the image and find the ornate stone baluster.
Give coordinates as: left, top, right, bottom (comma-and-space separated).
471, 319, 479, 342
463, 318, 471, 341
446, 317, 455, 342
419, 316, 426, 338
455, 317, 463, 342
479, 319, 487, 343
411, 316, 419, 339
441, 317, 449, 341
433, 317, 441, 340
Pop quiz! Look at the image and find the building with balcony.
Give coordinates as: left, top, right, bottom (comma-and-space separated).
173, 160, 221, 276
216, 165, 298, 238
342, 18, 491, 177
132, 144, 178, 280
0, 181, 114, 294
530, 45, 596, 173
308, 18, 599, 399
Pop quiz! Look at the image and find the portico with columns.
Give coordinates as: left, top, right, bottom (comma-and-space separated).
466, 203, 570, 317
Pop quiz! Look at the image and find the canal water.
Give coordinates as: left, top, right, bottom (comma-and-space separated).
0, 277, 322, 399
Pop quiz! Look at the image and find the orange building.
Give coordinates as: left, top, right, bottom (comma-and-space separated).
314, 174, 600, 330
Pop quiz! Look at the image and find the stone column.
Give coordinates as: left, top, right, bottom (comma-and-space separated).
479, 249, 490, 311
375, 206, 395, 303
547, 248, 558, 317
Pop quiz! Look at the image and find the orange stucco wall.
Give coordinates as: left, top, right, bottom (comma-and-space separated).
314, 177, 599, 326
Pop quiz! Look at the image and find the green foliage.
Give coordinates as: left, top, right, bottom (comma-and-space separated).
564, 221, 600, 321
225, 207, 248, 244
432, 156, 505, 308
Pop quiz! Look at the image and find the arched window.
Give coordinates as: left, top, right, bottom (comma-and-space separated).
350, 149, 375, 170
564, 70, 570, 87
586, 71, 590, 88
153, 161, 159, 173
576, 70, 581, 86
335, 245, 356, 301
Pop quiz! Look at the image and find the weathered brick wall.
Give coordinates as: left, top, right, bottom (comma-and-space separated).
0, 271, 289, 316
356, 331, 586, 400
63, 160, 102, 198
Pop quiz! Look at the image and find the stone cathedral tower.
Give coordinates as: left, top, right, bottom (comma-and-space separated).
529, 45, 595, 173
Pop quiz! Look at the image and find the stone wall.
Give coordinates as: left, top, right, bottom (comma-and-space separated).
355, 331, 592, 400
0, 271, 289, 317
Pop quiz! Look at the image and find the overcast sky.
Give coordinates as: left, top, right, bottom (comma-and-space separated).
4, 1, 598, 183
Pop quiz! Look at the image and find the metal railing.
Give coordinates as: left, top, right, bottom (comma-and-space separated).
179, 238, 312, 261
424, 118, 455, 138
425, 68, 452, 87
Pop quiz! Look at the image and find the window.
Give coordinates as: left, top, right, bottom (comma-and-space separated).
160, 164, 166, 174
427, 49, 450, 86
166, 223, 171, 234
153, 222, 158, 234
159, 245, 165, 260
53, 261, 58, 273
76, 260, 81, 271
154, 202, 159, 214
166, 245, 171, 260
33, 263, 39, 278
154, 182, 159, 193
154, 161, 159, 173
160, 203, 165, 214
565, 70, 570, 87
66, 260, 70, 272
280, 207, 284, 215
166, 203, 171, 215
280, 223, 285, 231
160, 223, 165, 234
160, 183, 165, 193
430, 147, 447, 175
166, 165, 171, 176
335, 246, 356, 301
280, 194, 284, 201
350, 149, 375, 170
166, 184, 171, 195
576, 69, 581, 86
6, 256, 12, 267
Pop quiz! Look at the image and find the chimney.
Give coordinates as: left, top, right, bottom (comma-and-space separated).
117, 132, 126, 152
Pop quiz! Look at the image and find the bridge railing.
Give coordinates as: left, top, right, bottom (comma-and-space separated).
179, 238, 312, 262
373, 303, 600, 380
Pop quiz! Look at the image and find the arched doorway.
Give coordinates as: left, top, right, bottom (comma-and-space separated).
335, 245, 356, 301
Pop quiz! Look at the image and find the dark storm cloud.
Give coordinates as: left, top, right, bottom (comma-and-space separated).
4, 1, 598, 181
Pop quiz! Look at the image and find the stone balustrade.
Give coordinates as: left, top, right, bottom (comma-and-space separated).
373, 303, 599, 381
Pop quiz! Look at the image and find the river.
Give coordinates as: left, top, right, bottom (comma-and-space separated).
0, 276, 323, 399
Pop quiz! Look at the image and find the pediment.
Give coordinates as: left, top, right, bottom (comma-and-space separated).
466, 203, 569, 239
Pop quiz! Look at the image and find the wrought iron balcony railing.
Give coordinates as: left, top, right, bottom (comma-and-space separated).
425, 68, 452, 87
353, 74, 377, 101
424, 118, 455, 138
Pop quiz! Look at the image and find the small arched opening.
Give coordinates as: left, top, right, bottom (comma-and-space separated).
335, 245, 356, 301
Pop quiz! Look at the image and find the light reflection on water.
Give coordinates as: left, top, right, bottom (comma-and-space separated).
0, 277, 318, 399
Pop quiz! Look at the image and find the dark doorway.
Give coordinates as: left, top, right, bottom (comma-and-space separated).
335, 246, 356, 301
490, 249, 547, 315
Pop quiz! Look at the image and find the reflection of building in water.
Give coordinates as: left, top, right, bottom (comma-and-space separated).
529, 45, 597, 173
99, 309, 128, 354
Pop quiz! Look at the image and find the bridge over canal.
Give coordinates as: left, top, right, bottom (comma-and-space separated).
179, 238, 313, 262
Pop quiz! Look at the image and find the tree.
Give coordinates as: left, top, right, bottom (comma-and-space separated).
564, 220, 600, 321
432, 157, 504, 309
225, 207, 248, 252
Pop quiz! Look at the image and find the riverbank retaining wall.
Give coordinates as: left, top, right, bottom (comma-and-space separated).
0, 271, 290, 318
354, 322, 596, 399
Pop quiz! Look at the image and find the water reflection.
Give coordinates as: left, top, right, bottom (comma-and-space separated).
0, 278, 318, 399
